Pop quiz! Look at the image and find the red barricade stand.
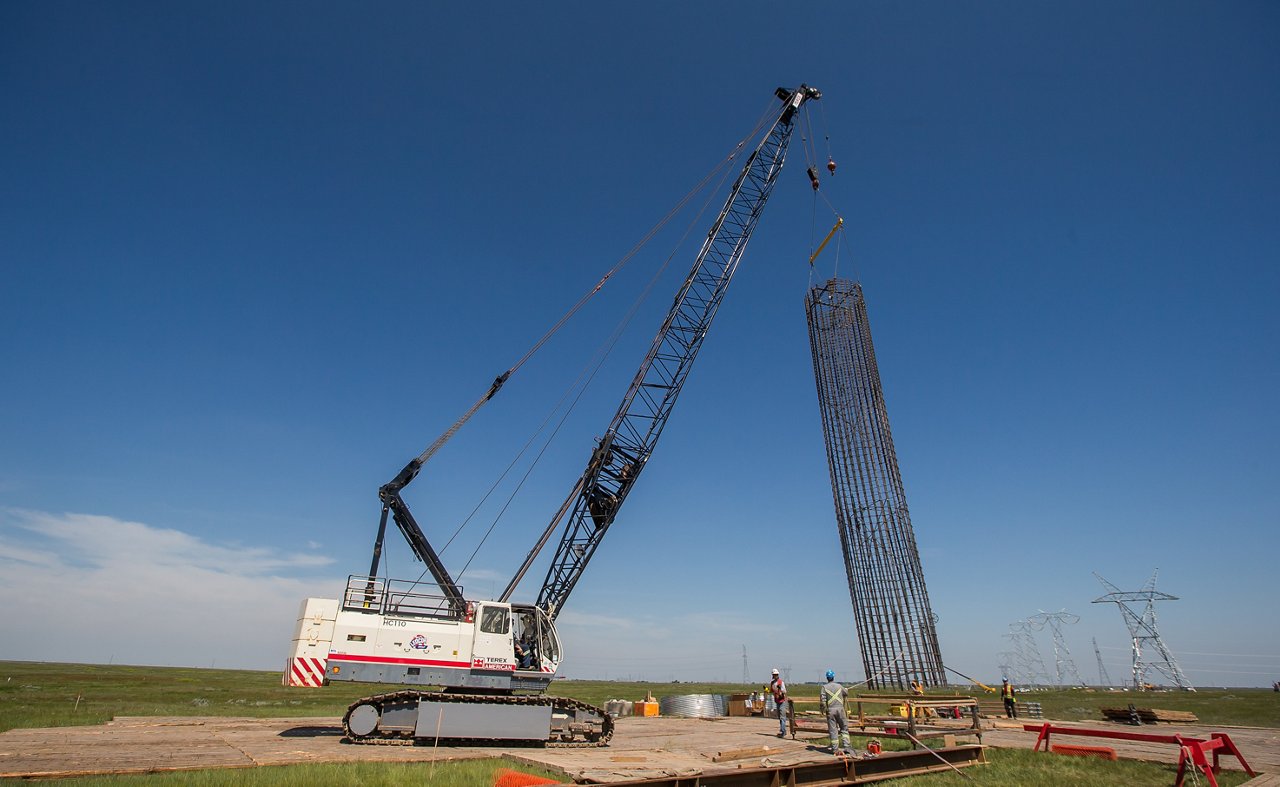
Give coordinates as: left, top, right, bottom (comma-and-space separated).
1025, 723, 1255, 787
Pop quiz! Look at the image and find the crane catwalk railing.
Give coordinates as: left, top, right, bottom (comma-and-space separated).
532, 87, 817, 618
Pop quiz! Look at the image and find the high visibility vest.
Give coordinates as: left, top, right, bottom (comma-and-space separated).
771, 680, 787, 703
1002, 684, 1015, 699
821, 683, 845, 710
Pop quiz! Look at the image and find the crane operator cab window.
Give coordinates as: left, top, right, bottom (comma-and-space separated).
514, 613, 538, 670
479, 605, 510, 635
536, 610, 560, 668
511, 606, 561, 672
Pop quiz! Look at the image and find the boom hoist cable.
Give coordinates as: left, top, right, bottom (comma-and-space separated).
447, 142, 749, 585
435, 98, 780, 561
801, 105, 846, 286
821, 100, 837, 176
501, 85, 824, 618
367, 99, 790, 600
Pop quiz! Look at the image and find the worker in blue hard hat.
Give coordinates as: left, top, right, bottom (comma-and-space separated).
820, 669, 852, 754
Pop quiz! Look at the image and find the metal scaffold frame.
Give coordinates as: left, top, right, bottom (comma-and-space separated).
804, 278, 945, 689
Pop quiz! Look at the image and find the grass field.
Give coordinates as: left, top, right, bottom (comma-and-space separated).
3, 660, 1276, 731
1, 745, 1253, 787
0, 661, 1271, 786
0, 760, 563, 786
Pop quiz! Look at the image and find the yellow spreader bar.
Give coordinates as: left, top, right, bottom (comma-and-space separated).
809, 216, 844, 266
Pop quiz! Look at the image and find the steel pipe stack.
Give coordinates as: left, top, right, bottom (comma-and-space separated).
658, 694, 729, 718
805, 278, 945, 689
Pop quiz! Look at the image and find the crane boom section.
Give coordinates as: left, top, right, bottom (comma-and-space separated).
532, 85, 820, 619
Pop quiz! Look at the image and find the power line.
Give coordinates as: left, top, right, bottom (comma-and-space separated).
1093, 637, 1113, 687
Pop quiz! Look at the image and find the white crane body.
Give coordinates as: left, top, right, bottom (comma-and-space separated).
287, 576, 561, 691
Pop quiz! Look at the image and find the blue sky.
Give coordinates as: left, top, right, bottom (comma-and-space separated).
2, 2, 1277, 687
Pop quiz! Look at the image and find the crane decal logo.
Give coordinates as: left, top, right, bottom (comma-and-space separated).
409, 635, 428, 650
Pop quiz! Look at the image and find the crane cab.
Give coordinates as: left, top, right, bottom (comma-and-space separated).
284, 576, 560, 693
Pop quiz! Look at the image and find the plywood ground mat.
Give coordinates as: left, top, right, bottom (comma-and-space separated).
1, 715, 1277, 782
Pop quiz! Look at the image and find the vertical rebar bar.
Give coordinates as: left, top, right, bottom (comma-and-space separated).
805, 278, 945, 688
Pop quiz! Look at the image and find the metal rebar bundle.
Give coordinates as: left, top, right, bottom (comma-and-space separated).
804, 278, 945, 689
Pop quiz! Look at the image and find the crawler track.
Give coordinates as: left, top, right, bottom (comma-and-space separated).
342, 690, 613, 747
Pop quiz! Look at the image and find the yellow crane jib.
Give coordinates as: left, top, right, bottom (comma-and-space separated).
808, 216, 844, 266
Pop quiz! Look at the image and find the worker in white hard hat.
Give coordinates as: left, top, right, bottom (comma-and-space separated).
768, 669, 788, 737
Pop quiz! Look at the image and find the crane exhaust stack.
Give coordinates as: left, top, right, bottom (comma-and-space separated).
805, 278, 945, 689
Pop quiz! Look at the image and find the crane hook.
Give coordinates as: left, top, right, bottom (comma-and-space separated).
827, 157, 837, 176
807, 166, 820, 191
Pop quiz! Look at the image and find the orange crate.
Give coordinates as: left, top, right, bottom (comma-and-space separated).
634, 701, 659, 717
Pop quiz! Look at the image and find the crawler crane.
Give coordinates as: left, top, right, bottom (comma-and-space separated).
284, 84, 822, 745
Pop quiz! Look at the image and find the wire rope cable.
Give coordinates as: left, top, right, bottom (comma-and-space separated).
450, 142, 743, 584
400, 104, 774, 588
402, 99, 783, 474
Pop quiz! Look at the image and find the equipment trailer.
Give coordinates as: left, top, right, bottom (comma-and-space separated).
285, 84, 821, 746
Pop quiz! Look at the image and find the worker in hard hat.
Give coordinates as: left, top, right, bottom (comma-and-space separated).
1001, 677, 1017, 718
768, 668, 789, 737
820, 669, 852, 754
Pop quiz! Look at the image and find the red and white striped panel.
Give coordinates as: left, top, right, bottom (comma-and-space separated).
286, 656, 327, 687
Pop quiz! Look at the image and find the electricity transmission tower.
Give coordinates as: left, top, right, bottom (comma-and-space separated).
1093, 570, 1194, 690
1005, 621, 1052, 686
742, 645, 749, 684
1092, 637, 1113, 687
805, 279, 945, 689
1028, 610, 1087, 687
996, 651, 1016, 684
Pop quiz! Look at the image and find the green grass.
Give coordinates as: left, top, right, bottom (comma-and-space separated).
2, 741, 1254, 787
0, 661, 414, 732
804, 738, 1252, 786
554, 680, 1280, 728
2, 660, 1280, 737
0, 663, 770, 734
1006, 685, 1280, 728
0, 760, 560, 786
2, 662, 1276, 733
889, 746, 1253, 786
0, 663, 1271, 786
